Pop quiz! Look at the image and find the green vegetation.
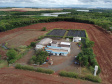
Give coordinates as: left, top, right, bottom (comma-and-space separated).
63, 31, 68, 39
0, 54, 8, 68
59, 71, 101, 83
76, 38, 101, 75
36, 68, 54, 74
60, 9, 112, 31
15, 64, 54, 74
0, 60, 8, 68
6, 49, 18, 64
41, 27, 46, 31
30, 42, 36, 47
6, 48, 29, 64
0, 9, 112, 32
31, 49, 48, 65
38, 36, 45, 40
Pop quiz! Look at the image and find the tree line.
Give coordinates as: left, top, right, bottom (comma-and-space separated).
0, 11, 112, 32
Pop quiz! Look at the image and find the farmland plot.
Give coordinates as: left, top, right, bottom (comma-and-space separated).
67, 30, 86, 37
47, 29, 66, 36
0, 30, 46, 48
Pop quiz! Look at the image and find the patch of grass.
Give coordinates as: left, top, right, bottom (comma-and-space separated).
36, 68, 54, 74
63, 31, 68, 39
0, 60, 8, 68
59, 71, 101, 83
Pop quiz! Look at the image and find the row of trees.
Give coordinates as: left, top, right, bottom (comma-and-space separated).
76, 38, 101, 75
0, 11, 112, 32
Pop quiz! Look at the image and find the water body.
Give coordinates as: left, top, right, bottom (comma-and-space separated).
41, 12, 71, 17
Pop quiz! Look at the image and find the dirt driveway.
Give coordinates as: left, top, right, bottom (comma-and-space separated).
16, 49, 35, 64
36, 42, 81, 72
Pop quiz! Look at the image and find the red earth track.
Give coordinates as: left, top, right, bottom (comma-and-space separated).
0, 21, 112, 84
0, 68, 98, 84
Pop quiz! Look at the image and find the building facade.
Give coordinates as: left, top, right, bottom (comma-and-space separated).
45, 41, 71, 56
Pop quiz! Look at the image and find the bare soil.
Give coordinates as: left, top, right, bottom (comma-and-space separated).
0, 68, 99, 84
0, 30, 47, 48
0, 21, 112, 84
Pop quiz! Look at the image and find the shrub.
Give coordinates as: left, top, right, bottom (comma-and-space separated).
30, 42, 36, 47
59, 71, 101, 83
15, 64, 54, 74
36, 68, 44, 72
6, 49, 17, 64
59, 71, 78, 78
36, 68, 54, 74
38, 36, 44, 40
85, 75, 101, 83
42, 27, 46, 31
88, 66, 94, 73
97, 65, 101, 75
44, 69, 54, 74
15, 64, 35, 71
0, 55, 1, 60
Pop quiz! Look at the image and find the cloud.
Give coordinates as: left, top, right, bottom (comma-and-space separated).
79, 0, 98, 3
13, 0, 34, 3
0, 0, 112, 8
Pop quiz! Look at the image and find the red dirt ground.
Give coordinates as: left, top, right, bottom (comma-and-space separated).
0, 30, 46, 48
0, 21, 112, 84
0, 68, 99, 84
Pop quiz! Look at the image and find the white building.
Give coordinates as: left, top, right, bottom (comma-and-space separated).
35, 38, 52, 50
45, 41, 71, 56
77, 10, 89, 12
73, 37, 81, 42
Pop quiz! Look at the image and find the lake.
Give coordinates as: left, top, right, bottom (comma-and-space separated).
41, 12, 71, 17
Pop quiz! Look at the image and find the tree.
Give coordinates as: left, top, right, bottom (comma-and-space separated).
30, 42, 36, 47
32, 50, 48, 65
6, 49, 17, 63
41, 27, 46, 31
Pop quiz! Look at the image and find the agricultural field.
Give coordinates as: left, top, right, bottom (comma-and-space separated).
47, 29, 66, 36
46, 29, 86, 38
0, 68, 97, 84
67, 30, 86, 37
0, 29, 47, 48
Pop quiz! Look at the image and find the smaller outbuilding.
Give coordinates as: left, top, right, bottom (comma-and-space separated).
35, 38, 52, 50
73, 37, 81, 42
38, 38, 52, 45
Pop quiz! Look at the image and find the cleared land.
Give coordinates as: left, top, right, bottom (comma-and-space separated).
0, 21, 112, 84
0, 68, 99, 84
0, 30, 46, 48
0, 8, 62, 12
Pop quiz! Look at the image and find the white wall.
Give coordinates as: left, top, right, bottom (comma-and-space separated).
35, 45, 44, 50
61, 47, 70, 52
51, 43, 58, 47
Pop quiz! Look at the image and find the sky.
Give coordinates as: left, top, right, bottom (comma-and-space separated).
0, 0, 112, 8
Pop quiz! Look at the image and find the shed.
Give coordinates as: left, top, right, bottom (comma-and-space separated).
73, 37, 81, 42
60, 42, 71, 45
38, 38, 52, 45
35, 45, 44, 50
